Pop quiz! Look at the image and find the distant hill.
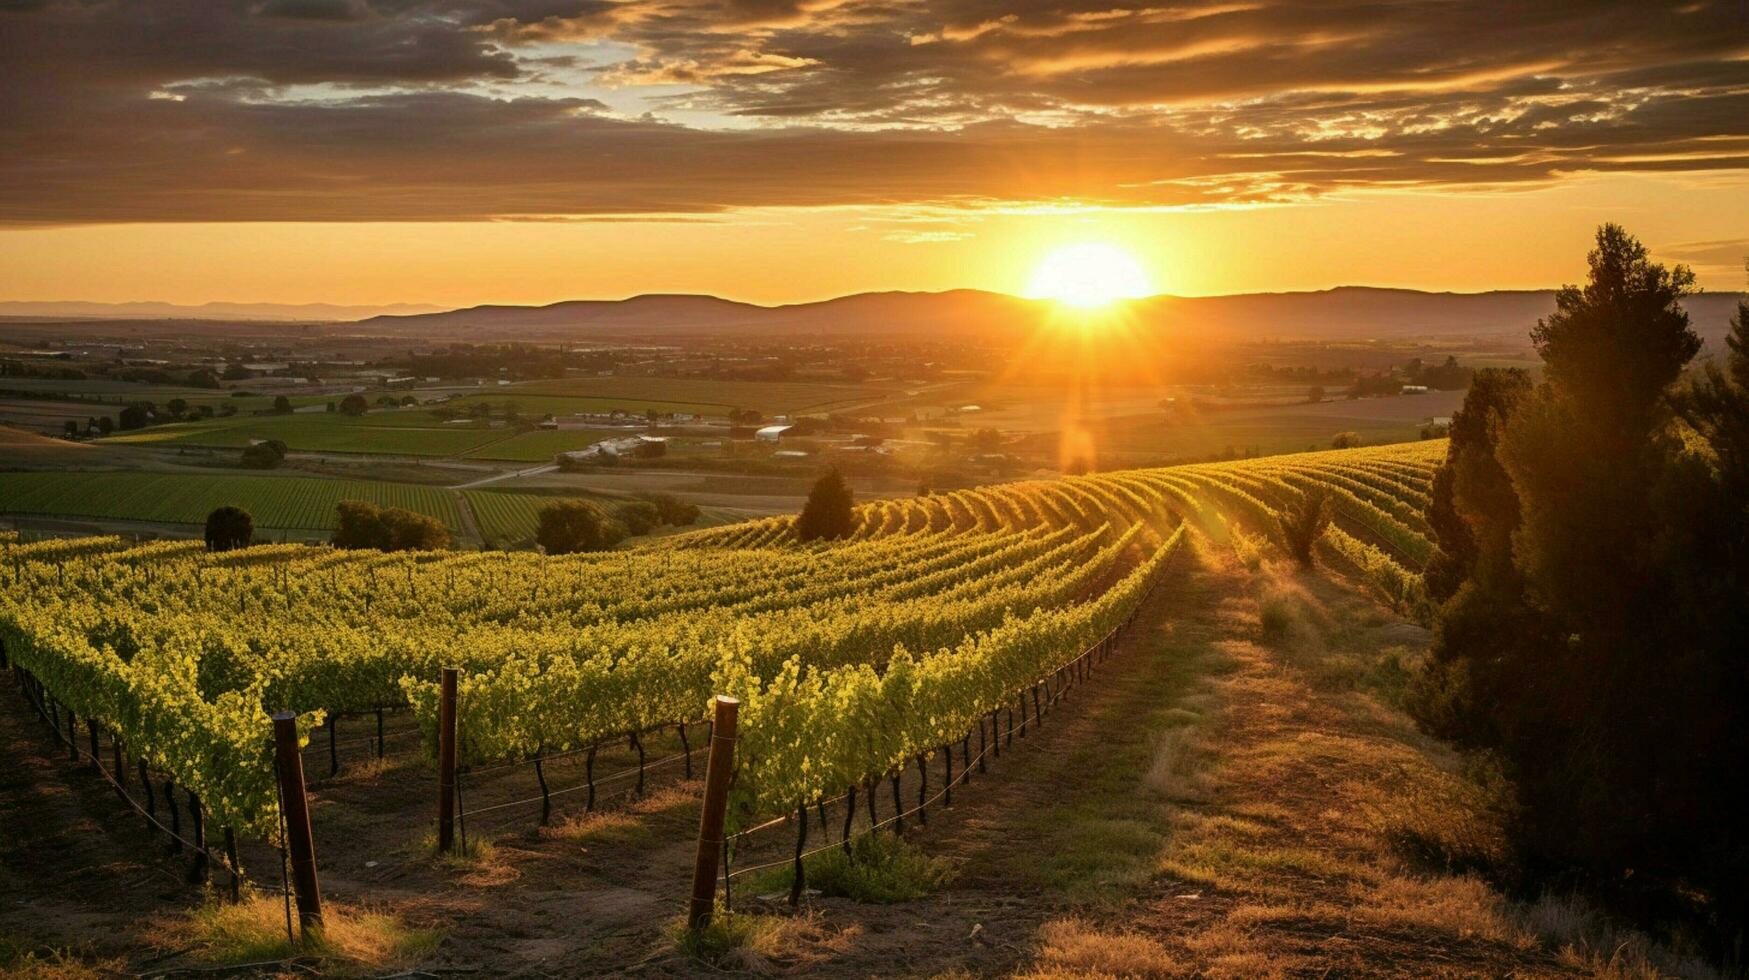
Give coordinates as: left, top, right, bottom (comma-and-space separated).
0, 300, 445, 321
355, 286, 1748, 349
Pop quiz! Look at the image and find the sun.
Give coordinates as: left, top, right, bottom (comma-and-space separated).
1026, 242, 1152, 309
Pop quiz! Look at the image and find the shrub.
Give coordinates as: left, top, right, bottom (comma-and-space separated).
272, 395, 293, 414
117, 403, 153, 430
1277, 489, 1332, 567
750, 833, 953, 904
239, 443, 283, 469
795, 469, 854, 542
640, 492, 700, 527
1331, 431, 1363, 449
332, 500, 449, 551
615, 500, 661, 536
338, 394, 369, 417
204, 506, 254, 552
535, 499, 625, 554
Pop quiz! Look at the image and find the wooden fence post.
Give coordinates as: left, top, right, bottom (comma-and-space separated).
436, 668, 459, 854
687, 695, 739, 930
271, 712, 322, 932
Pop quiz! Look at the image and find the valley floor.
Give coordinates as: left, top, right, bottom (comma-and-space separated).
1, 541, 1595, 977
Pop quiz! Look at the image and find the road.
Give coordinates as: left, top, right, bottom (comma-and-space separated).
452, 462, 557, 490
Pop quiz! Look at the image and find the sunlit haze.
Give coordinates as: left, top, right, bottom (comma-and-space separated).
1027, 244, 1153, 309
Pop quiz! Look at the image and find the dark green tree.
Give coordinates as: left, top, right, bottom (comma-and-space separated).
795, 469, 854, 541
333, 500, 449, 551
1411, 226, 1747, 950
240, 443, 283, 469
639, 492, 700, 526
203, 506, 254, 552
536, 499, 625, 554
615, 500, 661, 536
117, 402, 153, 430
338, 394, 369, 416
1420, 369, 1532, 604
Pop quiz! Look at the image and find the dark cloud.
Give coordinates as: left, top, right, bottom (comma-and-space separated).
256, 0, 370, 21
1, 0, 1746, 224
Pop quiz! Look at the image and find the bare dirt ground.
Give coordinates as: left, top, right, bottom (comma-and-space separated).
0, 540, 1578, 977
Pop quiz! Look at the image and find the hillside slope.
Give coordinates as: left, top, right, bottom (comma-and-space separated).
0, 441, 1694, 976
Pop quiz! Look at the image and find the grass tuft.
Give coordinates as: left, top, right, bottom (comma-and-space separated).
1513, 892, 1730, 980
750, 832, 954, 903
0, 937, 115, 980
669, 908, 824, 971
408, 829, 496, 869
1371, 757, 1515, 878
1021, 917, 1186, 978
548, 810, 655, 848
180, 897, 441, 972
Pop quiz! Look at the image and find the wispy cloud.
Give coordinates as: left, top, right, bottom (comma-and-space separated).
2, 0, 1746, 224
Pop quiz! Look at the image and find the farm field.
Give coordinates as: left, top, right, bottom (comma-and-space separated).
502, 376, 900, 414
0, 382, 347, 424
459, 427, 631, 461
445, 392, 733, 418
0, 440, 1488, 975
97, 411, 519, 457
462, 488, 568, 546
0, 471, 461, 531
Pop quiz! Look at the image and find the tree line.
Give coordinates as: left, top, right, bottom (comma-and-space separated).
1411, 226, 1747, 957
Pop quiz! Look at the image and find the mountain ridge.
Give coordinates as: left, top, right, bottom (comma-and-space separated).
353, 286, 1747, 345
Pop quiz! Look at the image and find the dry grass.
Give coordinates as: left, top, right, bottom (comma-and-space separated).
1517, 893, 1730, 980
1128, 549, 1561, 975
405, 828, 503, 886
546, 809, 654, 847
0, 937, 119, 980
543, 782, 694, 849
669, 908, 850, 973
166, 896, 441, 972
1022, 918, 1186, 978
1357, 875, 1535, 947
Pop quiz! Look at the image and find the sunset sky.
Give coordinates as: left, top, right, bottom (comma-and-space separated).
2, 0, 1746, 306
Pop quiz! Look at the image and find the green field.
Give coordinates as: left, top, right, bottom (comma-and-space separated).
464, 489, 575, 547
0, 471, 461, 531
1100, 415, 1438, 461
0, 378, 347, 413
460, 427, 629, 461
98, 411, 517, 457
446, 393, 726, 418
499, 377, 897, 414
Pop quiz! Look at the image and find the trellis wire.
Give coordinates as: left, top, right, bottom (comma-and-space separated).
10, 665, 244, 887
726, 629, 1117, 880
461, 739, 707, 834
720, 539, 1175, 888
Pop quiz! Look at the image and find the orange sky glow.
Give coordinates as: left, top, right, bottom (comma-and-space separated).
2, 1, 1745, 307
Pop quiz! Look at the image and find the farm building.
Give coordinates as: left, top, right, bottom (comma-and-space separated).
756, 423, 794, 442
555, 435, 668, 465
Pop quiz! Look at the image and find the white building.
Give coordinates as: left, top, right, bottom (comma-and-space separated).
755, 424, 794, 442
